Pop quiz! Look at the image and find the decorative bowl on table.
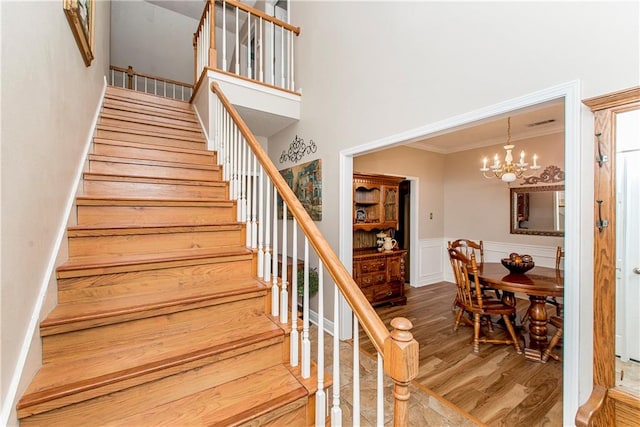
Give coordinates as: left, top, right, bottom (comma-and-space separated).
501, 253, 535, 274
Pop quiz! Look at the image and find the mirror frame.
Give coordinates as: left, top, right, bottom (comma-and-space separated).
510, 184, 565, 236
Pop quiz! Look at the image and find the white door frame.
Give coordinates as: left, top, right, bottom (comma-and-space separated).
339, 80, 582, 426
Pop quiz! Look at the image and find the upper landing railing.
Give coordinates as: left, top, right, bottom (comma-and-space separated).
109, 65, 194, 101
194, 0, 299, 92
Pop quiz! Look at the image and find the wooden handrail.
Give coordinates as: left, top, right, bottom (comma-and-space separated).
215, 0, 301, 35
109, 65, 194, 89
210, 82, 419, 425
210, 82, 387, 354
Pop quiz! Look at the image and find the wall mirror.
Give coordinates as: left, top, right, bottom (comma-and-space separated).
510, 185, 564, 236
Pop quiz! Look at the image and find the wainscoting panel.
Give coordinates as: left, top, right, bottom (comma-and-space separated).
415, 238, 445, 287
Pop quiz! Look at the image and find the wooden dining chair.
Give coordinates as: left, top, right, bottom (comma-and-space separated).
547, 246, 564, 316
448, 248, 522, 354
541, 316, 563, 362
447, 239, 500, 305
522, 246, 564, 327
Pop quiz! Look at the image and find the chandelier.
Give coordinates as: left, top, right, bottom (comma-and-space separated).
480, 117, 541, 183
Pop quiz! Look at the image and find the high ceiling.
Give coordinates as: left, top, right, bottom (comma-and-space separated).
406, 100, 565, 154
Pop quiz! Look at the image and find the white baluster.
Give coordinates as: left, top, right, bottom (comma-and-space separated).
271, 184, 279, 316
235, 7, 240, 74
270, 21, 275, 85
280, 25, 285, 88
264, 179, 271, 282
247, 13, 252, 79
222, 1, 227, 71
377, 353, 384, 426
331, 281, 342, 426
240, 134, 247, 222
228, 122, 234, 197
163, 81, 166, 97
290, 220, 299, 366
257, 164, 265, 277
245, 149, 252, 248
144, 77, 147, 94
280, 202, 288, 324
353, 315, 360, 426
251, 153, 258, 249
315, 261, 326, 426
110, 69, 114, 85
290, 30, 295, 91
259, 18, 264, 82
301, 238, 311, 378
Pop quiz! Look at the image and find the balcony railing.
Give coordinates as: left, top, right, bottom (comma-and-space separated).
109, 65, 194, 101
194, 0, 299, 92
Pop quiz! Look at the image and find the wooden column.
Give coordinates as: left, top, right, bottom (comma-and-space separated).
208, 0, 217, 69
384, 317, 418, 427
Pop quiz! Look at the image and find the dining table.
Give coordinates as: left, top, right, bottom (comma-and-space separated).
474, 262, 563, 350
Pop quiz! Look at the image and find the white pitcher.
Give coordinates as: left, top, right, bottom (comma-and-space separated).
382, 237, 397, 251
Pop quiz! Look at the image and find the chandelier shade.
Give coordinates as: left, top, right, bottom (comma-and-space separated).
480, 117, 541, 182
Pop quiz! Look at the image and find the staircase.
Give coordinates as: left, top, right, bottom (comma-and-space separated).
16, 87, 317, 426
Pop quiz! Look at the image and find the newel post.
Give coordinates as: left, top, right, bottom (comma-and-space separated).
208, 0, 217, 69
384, 317, 419, 427
126, 66, 134, 90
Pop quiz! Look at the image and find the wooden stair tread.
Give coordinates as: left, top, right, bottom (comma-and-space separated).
100, 111, 203, 134
106, 87, 192, 111
101, 108, 199, 127
96, 124, 205, 144
67, 222, 243, 237
75, 196, 233, 206
93, 137, 213, 157
107, 364, 308, 426
103, 103, 199, 126
83, 172, 227, 188
41, 277, 266, 332
104, 93, 195, 118
57, 246, 252, 275
88, 154, 219, 171
18, 315, 284, 413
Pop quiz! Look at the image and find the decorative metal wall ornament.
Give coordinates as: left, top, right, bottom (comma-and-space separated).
520, 165, 565, 185
279, 135, 317, 163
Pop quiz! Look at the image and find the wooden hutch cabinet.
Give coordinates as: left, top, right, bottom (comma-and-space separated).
352, 173, 407, 307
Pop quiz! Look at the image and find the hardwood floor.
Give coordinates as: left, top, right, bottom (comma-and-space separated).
356, 282, 563, 427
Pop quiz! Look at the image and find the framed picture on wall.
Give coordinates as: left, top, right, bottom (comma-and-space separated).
63, 0, 95, 67
278, 159, 323, 221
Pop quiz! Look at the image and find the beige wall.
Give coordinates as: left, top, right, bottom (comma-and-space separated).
1, 0, 110, 423
353, 146, 445, 239
444, 132, 565, 247
353, 133, 564, 247
110, 0, 197, 84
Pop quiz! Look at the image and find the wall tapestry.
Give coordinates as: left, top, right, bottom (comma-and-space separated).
279, 159, 322, 221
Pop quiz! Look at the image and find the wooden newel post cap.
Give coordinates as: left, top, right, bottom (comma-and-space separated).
384, 317, 419, 382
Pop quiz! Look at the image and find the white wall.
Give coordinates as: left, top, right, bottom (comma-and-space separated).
110, 0, 197, 84
0, 1, 110, 424
268, 1, 639, 424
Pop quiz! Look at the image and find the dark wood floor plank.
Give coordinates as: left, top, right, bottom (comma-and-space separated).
356, 281, 562, 427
